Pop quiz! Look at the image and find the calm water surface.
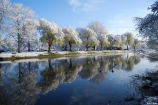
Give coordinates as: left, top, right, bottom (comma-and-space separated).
0, 54, 157, 105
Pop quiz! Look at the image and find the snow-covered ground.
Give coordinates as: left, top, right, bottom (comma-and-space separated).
0, 52, 48, 58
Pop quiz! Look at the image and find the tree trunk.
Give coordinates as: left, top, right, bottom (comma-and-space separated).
69, 42, 72, 51
127, 44, 129, 50
18, 33, 20, 53
28, 41, 31, 52
86, 45, 88, 51
48, 43, 51, 53
65, 45, 68, 51
86, 37, 89, 51
93, 46, 96, 50
101, 43, 103, 50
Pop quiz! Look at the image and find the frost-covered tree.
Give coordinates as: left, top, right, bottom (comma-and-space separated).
22, 19, 39, 52
98, 35, 109, 50
10, 4, 37, 53
77, 28, 98, 51
0, 0, 11, 46
88, 36, 99, 50
113, 35, 123, 49
121, 35, 127, 48
132, 39, 140, 52
136, 1, 158, 49
123, 32, 134, 50
62, 28, 81, 51
2, 37, 15, 51
0, 0, 11, 29
88, 21, 108, 36
136, 1, 158, 40
88, 22, 108, 50
107, 35, 115, 50
107, 35, 126, 50
39, 19, 63, 53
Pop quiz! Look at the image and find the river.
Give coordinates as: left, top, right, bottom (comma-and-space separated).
0, 53, 157, 105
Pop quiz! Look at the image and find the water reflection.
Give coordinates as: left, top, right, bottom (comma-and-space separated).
0, 62, 40, 105
0, 54, 142, 105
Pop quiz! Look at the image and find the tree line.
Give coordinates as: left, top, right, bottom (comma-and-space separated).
0, 0, 140, 53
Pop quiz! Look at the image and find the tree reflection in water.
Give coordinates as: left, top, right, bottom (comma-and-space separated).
0, 62, 40, 105
0, 54, 141, 105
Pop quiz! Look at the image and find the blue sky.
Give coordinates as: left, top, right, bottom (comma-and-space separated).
12, 0, 156, 35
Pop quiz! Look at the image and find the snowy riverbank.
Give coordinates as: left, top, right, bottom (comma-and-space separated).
0, 50, 128, 60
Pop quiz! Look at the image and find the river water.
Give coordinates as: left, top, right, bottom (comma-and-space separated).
0, 54, 157, 105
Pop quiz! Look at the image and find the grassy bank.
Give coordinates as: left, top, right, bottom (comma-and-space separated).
0, 50, 128, 61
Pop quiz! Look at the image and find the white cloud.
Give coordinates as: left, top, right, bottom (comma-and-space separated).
68, 0, 105, 12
